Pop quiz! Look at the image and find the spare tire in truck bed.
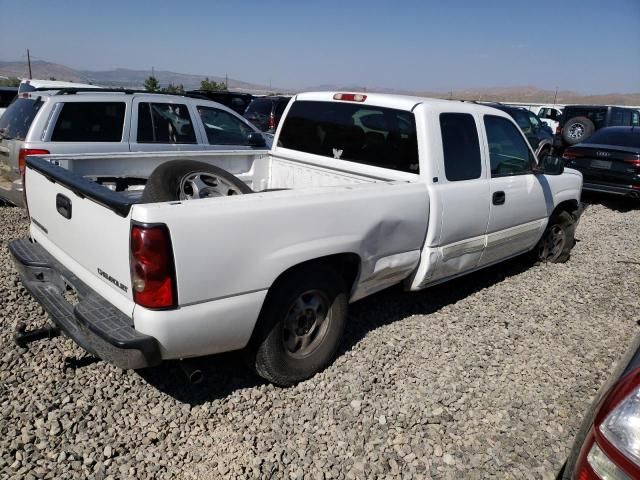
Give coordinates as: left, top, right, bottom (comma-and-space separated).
141, 160, 252, 203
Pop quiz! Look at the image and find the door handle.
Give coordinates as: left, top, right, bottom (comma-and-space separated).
492, 191, 506, 205
56, 194, 72, 219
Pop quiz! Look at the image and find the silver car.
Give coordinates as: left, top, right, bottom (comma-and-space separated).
0, 89, 269, 206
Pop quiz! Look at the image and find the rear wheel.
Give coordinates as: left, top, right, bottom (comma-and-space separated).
536, 211, 576, 263
250, 266, 348, 386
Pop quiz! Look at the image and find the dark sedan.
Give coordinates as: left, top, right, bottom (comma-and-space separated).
562, 127, 640, 198
561, 333, 640, 480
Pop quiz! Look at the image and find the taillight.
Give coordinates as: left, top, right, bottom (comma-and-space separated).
19, 148, 50, 175
563, 151, 583, 160
19, 149, 49, 211
556, 125, 562, 135
622, 156, 640, 167
333, 93, 367, 102
267, 113, 276, 131
130, 224, 177, 309
574, 369, 640, 480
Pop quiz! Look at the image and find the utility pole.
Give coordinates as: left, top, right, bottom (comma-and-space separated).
151, 66, 155, 78
225, 73, 228, 89
553, 86, 558, 105
27, 49, 32, 79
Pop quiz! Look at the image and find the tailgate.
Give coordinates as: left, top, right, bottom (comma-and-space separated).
25, 157, 135, 316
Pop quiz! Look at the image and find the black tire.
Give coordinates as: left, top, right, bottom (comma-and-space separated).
562, 116, 595, 145
535, 210, 576, 263
141, 160, 252, 203
250, 266, 348, 386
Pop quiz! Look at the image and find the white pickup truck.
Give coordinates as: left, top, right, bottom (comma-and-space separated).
10, 92, 583, 386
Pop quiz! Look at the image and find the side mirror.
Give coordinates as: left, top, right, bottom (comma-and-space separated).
248, 132, 267, 148
537, 154, 564, 175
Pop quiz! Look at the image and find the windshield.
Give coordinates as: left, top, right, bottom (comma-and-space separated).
0, 98, 43, 140
245, 98, 273, 115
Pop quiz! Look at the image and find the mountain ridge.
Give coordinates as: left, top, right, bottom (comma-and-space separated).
2, 60, 639, 105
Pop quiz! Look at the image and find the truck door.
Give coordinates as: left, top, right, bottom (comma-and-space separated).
414, 111, 491, 286
479, 114, 547, 266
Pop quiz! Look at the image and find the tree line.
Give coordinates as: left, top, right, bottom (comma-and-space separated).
143, 76, 227, 93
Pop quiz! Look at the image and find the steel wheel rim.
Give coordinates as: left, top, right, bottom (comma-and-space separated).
178, 171, 244, 200
282, 289, 331, 359
568, 124, 584, 139
539, 224, 566, 261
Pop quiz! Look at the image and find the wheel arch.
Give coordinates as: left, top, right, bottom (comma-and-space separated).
551, 199, 580, 220
246, 252, 361, 350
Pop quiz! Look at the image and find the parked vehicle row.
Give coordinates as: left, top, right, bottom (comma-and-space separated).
554, 105, 640, 150
480, 103, 554, 159
0, 88, 270, 206
563, 126, 640, 197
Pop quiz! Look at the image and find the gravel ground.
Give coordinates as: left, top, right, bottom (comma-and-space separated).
1, 197, 639, 480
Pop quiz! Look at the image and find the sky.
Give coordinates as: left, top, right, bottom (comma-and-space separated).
0, 0, 639, 94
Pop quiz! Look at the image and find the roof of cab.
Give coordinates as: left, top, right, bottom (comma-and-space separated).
294, 91, 512, 117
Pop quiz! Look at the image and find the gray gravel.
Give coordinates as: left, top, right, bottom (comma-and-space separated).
1, 197, 639, 479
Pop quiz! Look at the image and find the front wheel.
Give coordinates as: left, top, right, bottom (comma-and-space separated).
250, 266, 348, 386
536, 211, 576, 263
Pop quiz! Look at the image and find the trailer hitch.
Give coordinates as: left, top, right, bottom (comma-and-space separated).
14, 322, 61, 348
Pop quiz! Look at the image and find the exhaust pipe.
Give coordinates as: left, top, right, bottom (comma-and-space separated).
179, 359, 204, 384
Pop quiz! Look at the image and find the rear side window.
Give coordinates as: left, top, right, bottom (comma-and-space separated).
0, 98, 43, 140
197, 106, 254, 145
137, 103, 196, 144
610, 109, 632, 126
51, 102, 125, 142
562, 107, 607, 129
440, 113, 481, 181
484, 115, 534, 177
586, 129, 640, 148
279, 100, 419, 174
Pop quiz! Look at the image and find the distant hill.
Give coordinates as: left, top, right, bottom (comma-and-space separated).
0, 60, 277, 93
2, 60, 639, 105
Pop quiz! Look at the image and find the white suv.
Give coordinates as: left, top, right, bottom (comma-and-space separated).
0, 88, 269, 206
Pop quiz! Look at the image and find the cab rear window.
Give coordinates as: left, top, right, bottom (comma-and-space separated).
278, 100, 419, 174
0, 98, 43, 141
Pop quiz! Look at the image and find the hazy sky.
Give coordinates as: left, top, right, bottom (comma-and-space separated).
1, 0, 638, 93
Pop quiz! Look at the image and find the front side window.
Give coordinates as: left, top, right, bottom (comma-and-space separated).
278, 100, 418, 174
197, 106, 254, 145
51, 102, 125, 142
484, 115, 535, 177
137, 102, 196, 144
440, 113, 481, 181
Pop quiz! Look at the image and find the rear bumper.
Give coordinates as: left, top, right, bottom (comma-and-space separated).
9, 238, 161, 369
